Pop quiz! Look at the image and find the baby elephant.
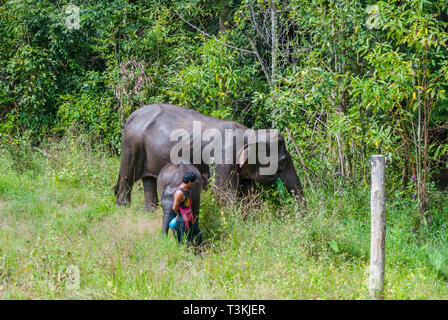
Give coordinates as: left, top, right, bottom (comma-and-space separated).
157, 162, 202, 245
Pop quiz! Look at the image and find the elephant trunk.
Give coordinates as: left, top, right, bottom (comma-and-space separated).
279, 159, 306, 206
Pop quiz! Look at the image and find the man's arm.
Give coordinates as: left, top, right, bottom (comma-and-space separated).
172, 190, 185, 214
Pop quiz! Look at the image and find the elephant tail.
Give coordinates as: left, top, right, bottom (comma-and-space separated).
112, 173, 120, 196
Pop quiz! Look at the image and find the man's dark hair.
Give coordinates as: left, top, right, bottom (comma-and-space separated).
182, 170, 197, 183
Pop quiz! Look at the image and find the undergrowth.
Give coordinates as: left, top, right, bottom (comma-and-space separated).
0, 136, 447, 299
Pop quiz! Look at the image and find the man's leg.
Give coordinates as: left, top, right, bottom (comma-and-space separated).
175, 220, 186, 243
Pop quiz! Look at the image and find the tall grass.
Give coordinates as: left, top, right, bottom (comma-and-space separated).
0, 136, 447, 299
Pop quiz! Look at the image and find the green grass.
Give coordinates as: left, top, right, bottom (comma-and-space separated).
0, 137, 447, 299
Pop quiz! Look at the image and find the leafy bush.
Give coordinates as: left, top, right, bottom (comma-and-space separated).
57, 91, 121, 152
3, 131, 40, 175
427, 245, 448, 279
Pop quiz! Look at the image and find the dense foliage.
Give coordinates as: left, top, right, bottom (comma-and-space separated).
1, 0, 448, 223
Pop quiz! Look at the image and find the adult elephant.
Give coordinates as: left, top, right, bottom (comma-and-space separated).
113, 104, 305, 211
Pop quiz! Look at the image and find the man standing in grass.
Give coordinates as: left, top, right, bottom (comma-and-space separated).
172, 170, 201, 244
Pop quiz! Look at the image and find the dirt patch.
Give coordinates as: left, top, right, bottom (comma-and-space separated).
135, 215, 160, 235
117, 214, 159, 236
94, 213, 161, 241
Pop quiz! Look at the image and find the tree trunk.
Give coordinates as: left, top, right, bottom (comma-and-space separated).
271, 1, 278, 127
271, 2, 277, 88
218, 1, 230, 32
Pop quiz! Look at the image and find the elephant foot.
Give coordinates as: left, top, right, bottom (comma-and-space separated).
143, 203, 157, 212
115, 199, 129, 208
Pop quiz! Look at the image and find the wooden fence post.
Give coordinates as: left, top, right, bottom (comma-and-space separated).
369, 155, 386, 299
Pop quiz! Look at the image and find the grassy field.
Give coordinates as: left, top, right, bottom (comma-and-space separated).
0, 137, 447, 299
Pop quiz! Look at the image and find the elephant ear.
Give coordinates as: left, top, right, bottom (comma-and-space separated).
237, 144, 257, 179
238, 129, 276, 168
238, 145, 248, 168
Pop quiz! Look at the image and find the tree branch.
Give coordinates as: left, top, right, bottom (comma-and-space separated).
174, 10, 255, 55
248, 37, 272, 87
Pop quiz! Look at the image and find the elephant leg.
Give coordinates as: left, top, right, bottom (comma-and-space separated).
238, 179, 256, 197
213, 166, 239, 201
143, 177, 158, 212
161, 213, 172, 236
190, 221, 202, 246
238, 179, 258, 219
